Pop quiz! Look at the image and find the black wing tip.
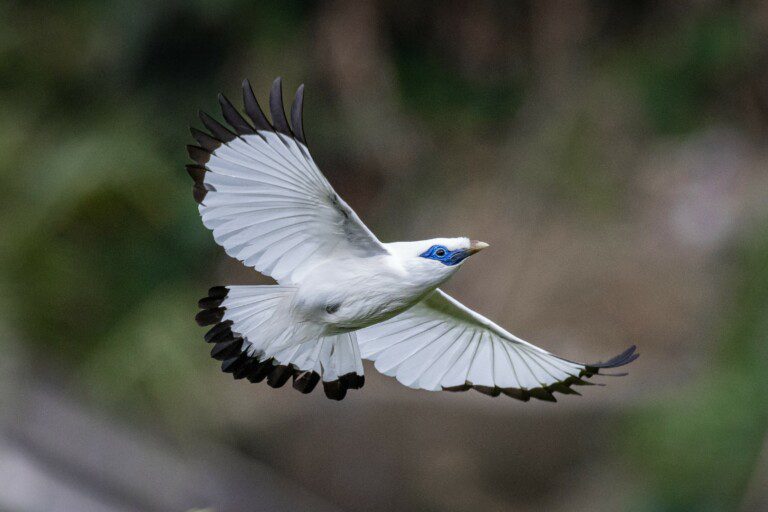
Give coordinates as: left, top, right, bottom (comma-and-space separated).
269, 76, 293, 137
218, 92, 256, 135
189, 127, 222, 152
186, 144, 211, 165
241, 78, 273, 131
290, 83, 306, 145
456, 345, 640, 402
441, 345, 639, 403
441, 372, 597, 403
185, 160, 215, 204
198, 110, 236, 143
185, 164, 206, 184
586, 345, 639, 372
187, 76, 310, 180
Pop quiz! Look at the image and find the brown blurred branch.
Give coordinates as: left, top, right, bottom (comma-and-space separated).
314, 0, 425, 175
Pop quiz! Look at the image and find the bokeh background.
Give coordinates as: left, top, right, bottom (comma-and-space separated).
1, 1, 767, 511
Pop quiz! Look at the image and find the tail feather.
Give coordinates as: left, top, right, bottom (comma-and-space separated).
197, 285, 365, 400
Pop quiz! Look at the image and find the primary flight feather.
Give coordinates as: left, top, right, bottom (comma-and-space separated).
188, 77, 638, 401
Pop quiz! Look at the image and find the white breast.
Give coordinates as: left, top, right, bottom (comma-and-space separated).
292, 254, 434, 332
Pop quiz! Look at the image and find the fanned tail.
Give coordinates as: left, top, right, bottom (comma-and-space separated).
196, 286, 364, 400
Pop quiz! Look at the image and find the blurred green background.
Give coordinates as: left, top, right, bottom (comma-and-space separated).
1, 1, 767, 511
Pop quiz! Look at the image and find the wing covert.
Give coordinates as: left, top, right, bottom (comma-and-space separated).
357, 289, 638, 401
186, 77, 387, 284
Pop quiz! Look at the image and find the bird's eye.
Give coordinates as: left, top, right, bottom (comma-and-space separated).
435, 248, 446, 257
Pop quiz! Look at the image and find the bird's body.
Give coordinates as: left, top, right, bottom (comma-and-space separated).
188, 77, 638, 400
293, 239, 465, 332
296, 253, 412, 331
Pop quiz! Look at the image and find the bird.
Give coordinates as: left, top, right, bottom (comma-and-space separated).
187, 77, 639, 401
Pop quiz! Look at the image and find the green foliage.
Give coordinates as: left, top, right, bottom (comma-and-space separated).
395, 48, 524, 132
608, 9, 757, 135
627, 226, 768, 511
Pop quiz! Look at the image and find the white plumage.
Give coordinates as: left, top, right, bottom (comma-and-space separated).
189, 77, 638, 401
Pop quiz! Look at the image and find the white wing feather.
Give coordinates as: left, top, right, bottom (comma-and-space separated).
187, 78, 386, 285
357, 289, 638, 401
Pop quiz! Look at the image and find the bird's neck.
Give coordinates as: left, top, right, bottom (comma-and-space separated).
396, 256, 457, 295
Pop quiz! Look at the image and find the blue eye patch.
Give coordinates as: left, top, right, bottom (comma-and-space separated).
419, 245, 470, 266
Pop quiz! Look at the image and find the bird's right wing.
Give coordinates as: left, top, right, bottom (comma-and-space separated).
186, 78, 387, 285
357, 289, 638, 401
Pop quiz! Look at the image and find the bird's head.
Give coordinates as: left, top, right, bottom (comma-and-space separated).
388, 237, 489, 286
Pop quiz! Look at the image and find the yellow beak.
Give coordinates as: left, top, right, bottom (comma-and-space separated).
468, 240, 490, 254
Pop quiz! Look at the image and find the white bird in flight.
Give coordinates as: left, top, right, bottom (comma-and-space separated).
188, 77, 638, 401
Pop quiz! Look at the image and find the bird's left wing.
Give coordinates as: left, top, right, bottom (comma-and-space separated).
357, 289, 638, 401
186, 78, 387, 284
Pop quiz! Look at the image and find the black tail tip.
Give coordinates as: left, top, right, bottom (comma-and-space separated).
207, 286, 229, 299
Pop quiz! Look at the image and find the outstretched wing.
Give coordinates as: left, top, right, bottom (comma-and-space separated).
357, 289, 638, 401
186, 78, 387, 284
